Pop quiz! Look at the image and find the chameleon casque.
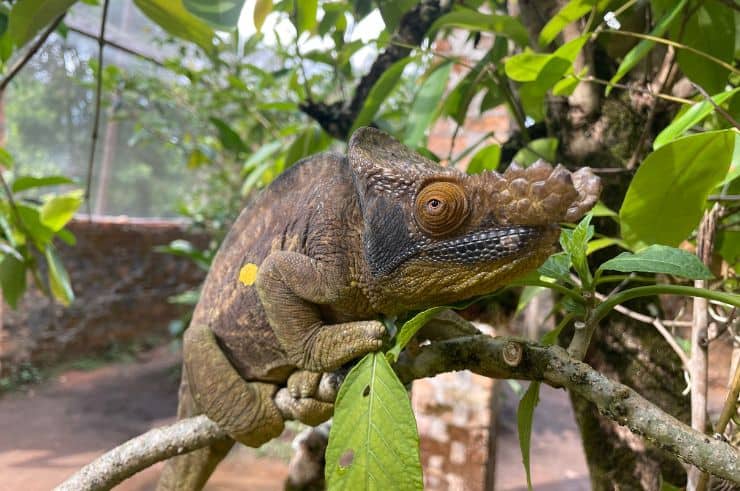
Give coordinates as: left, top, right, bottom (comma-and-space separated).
158, 127, 600, 489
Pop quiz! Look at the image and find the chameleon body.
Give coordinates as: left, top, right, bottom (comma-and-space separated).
158, 127, 600, 489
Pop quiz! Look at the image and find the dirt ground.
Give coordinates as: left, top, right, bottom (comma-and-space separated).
4, 338, 732, 491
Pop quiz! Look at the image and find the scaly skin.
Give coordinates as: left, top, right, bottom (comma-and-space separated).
157, 127, 601, 490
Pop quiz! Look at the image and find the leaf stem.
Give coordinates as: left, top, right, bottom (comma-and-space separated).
592, 285, 740, 324
509, 279, 584, 303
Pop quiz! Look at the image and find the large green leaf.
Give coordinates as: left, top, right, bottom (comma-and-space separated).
675, 1, 735, 94
0, 254, 26, 308
40, 189, 83, 232
134, 0, 215, 55
429, 10, 529, 46
326, 352, 423, 491
182, 0, 245, 30
654, 88, 740, 149
598, 245, 713, 280
17, 204, 55, 247
620, 130, 735, 246
45, 245, 74, 306
538, 252, 572, 281
8, 0, 76, 48
351, 56, 413, 132
403, 61, 452, 147
606, 0, 687, 95
517, 381, 541, 491
12, 175, 74, 193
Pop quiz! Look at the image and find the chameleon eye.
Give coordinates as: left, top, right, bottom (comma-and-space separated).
415, 181, 469, 236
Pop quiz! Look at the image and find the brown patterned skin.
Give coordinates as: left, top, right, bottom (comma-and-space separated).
157, 127, 600, 490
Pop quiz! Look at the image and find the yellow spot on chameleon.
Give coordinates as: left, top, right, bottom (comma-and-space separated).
238, 263, 259, 286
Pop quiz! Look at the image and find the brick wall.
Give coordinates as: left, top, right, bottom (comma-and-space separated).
0, 217, 207, 376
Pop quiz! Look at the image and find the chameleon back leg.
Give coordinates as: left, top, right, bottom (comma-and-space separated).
156, 371, 235, 491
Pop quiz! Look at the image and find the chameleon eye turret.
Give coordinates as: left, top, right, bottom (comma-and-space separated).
414, 180, 469, 236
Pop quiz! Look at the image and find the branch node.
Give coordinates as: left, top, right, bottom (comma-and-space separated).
503, 340, 523, 367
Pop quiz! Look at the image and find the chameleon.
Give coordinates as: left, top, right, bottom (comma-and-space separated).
157, 127, 601, 490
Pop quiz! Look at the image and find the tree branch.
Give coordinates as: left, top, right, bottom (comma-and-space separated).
56, 334, 740, 490
299, 0, 448, 140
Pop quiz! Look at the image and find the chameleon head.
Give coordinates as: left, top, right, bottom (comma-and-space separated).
348, 127, 601, 314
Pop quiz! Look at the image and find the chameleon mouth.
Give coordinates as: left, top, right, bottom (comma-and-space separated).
424, 225, 554, 263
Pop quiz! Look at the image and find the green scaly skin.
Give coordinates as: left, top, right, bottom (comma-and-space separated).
157, 127, 601, 490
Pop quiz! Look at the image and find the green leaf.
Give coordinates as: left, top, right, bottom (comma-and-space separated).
591, 201, 618, 218
0, 147, 13, 169
210, 117, 247, 155
242, 140, 282, 175
539, 0, 609, 46
40, 189, 83, 232
538, 252, 571, 281
12, 175, 74, 193
466, 144, 501, 174
504, 51, 552, 82
676, 1, 735, 94
45, 245, 74, 306
619, 130, 735, 246
587, 237, 626, 255
512, 138, 558, 166
606, 0, 687, 95
182, 0, 245, 30
16, 204, 54, 247
253, 0, 272, 30
284, 127, 331, 167
8, 0, 76, 48
351, 56, 413, 132
429, 10, 529, 46
560, 214, 594, 285
326, 353, 423, 491
515, 286, 547, 316
654, 87, 740, 149
387, 306, 450, 362
294, 0, 317, 34
597, 244, 713, 280
0, 254, 25, 308
155, 239, 211, 270
517, 381, 541, 491
134, 0, 215, 55
403, 61, 452, 147
376, 0, 416, 32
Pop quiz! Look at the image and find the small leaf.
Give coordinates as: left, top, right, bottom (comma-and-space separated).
539, 0, 609, 46
45, 245, 74, 306
620, 130, 735, 246
591, 201, 618, 218
40, 189, 83, 232
598, 244, 713, 280
538, 252, 571, 281
607, 0, 687, 95
294, 0, 317, 34
8, 0, 76, 48
182, 0, 245, 30
0, 147, 13, 169
517, 381, 541, 491
210, 117, 248, 155
429, 10, 529, 46
326, 353, 423, 490
154, 239, 211, 270
284, 127, 331, 167
560, 214, 594, 285
12, 175, 74, 193
466, 144, 501, 174
242, 140, 282, 175
0, 254, 26, 308
253, 0, 272, 30
654, 87, 740, 149
17, 204, 54, 247
403, 61, 452, 147
587, 237, 626, 255
512, 138, 558, 166
387, 306, 450, 362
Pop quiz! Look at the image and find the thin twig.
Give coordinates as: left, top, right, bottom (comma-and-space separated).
578, 75, 695, 105
66, 25, 163, 67
83, 0, 111, 218
0, 15, 65, 95
692, 82, 740, 131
